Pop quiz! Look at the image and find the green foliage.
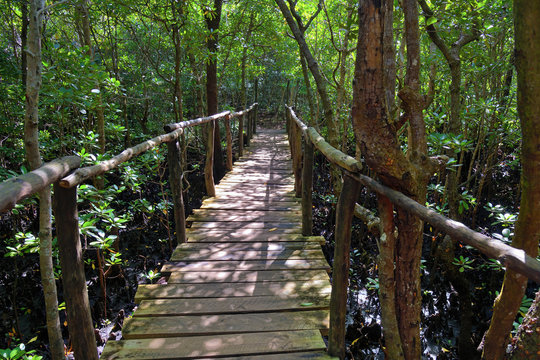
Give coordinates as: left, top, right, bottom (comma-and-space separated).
452, 256, 474, 273
4, 233, 39, 258
365, 277, 379, 291
0, 342, 42, 360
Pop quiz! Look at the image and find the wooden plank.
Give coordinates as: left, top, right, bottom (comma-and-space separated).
219, 178, 295, 185
175, 241, 321, 251
209, 194, 298, 202
200, 202, 301, 211
188, 210, 302, 222
122, 310, 329, 339
167, 269, 330, 284
190, 221, 301, 229
134, 280, 332, 303
170, 248, 326, 261
215, 183, 294, 190
185, 232, 325, 244
134, 295, 330, 316
135, 280, 331, 302
212, 352, 338, 360
100, 330, 326, 359
160, 259, 331, 273
233, 162, 292, 169
192, 209, 301, 216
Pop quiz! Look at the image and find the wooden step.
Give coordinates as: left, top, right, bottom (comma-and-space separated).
185, 232, 325, 244
189, 222, 301, 230
213, 352, 338, 360
170, 248, 326, 261
167, 269, 330, 284
135, 280, 331, 302
121, 310, 329, 339
175, 241, 322, 251
188, 210, 302, 223
160, 259, 331, 273
134, 295, 330, 316
200, 201, 300, 211
100, 330, 327, 359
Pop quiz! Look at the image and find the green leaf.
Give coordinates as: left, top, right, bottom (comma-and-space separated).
426, 17, 438, 26
300, 302, 314, 307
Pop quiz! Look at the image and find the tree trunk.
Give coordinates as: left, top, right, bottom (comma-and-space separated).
354, 1, 432, 358
508, 289, 540, 359
76, 0, 106, 155
275, 0, 341, 193
204, 0, 225, 180
482, 1, 540, 358
299, 50, 317, 126
24, 1, 65, 359
377, 195, 405, 359
21, 0, 28, 89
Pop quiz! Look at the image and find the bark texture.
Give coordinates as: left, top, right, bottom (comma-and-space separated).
204, 0, 225, 179
24, 1, 66, 359
482, 1, 540, 358
275, 0, 342, 193
353, 1, 431, 358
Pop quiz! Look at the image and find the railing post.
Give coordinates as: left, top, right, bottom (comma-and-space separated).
328, 173, 361, 359
246, 110, 252, 147
224, 114, 233, 171
238, 113, 244, 158
253, 103, 258, 134
167, 139, 186, 245
53, 183, 98, 360
205, 120, 216, 196
302, 135, 313, 235
292, 122, 302, 198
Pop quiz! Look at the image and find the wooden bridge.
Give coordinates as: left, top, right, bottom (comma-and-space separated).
100, 129, 336, 359
2, 103, 540, 360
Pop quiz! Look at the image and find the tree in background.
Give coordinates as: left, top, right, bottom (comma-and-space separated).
204, 0, 225, 182
482, 0, 540, 358
23, 1, 65, 358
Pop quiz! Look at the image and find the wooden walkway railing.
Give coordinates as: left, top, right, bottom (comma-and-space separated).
0, 104, 258, 360
285, 105, 540, 359
100, 129, 336, 359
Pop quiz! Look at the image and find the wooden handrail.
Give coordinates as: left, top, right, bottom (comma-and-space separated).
285, 105, 540, 282
164, 110, 231, 132
351, 172, 540, 283
60, 127, 185, 188
286, 106, 361, 173
0, 156, 80, 212
0, 103, 258, 360
285, 104, 540, 358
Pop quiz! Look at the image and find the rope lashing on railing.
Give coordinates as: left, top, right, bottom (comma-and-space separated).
285, 105, 540, 283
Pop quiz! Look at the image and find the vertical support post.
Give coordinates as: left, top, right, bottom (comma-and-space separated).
167, 138, 186, 245
224, 114, 233, 171
292, 122, 302, 198
328, 174, 361, 359
205, 120, 216, 196
53, 183, 98, 360
238, 113, 244, 158
246, 110, 252, 147
253, 103, 258, 134
301, 135, 313, 235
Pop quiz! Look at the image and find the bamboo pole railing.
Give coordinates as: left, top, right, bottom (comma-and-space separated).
285, 105, 540, 359
0, 103, 258, 360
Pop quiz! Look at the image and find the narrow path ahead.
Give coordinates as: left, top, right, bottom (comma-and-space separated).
101, 129, 335, 359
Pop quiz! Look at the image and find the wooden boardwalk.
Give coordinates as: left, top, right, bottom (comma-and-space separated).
101, 129, 335, 359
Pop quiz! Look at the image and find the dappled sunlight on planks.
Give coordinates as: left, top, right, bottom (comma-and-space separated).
100, 129, 332, 359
